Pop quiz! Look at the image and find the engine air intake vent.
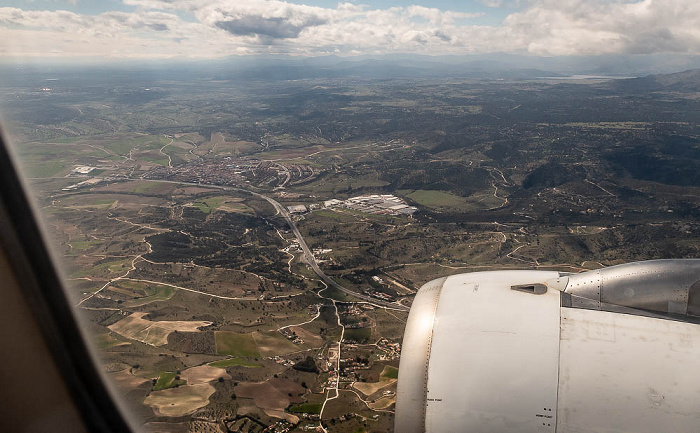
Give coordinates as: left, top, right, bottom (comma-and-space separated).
511, 283, 547, 295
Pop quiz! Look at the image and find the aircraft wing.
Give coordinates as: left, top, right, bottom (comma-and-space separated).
395, 260, 700, 433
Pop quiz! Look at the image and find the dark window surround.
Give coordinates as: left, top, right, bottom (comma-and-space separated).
0, 128, 135, 433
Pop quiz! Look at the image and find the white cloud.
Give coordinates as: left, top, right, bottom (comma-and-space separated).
478, 0, 527, 8
503, 0, 700, 56
0, 8, 181, 35
193, 0, 331, 40
406, 5, 483, 25
0, 0, 699, 59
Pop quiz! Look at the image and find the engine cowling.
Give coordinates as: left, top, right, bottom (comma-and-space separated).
395, 260, 700, 433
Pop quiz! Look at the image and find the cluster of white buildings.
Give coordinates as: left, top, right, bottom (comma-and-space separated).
287, 194, 418, 216
331, 194, 418, 215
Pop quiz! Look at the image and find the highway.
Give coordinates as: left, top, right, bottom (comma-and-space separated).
249, 190, 411, 312
128, 178, 410, 312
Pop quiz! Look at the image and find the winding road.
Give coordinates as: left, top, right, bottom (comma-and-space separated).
124, 178, 410, 312
249, 190, 410, 312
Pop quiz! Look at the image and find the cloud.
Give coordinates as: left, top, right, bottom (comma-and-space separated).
215, 16, 309, 39
503, 0, 700, 56
0, 8, 177, 35
200, 1, 329, 40
406, 5, 483, 25
478, 0, 525, 8
0, 0, 699, 59
0, 6, 230, 58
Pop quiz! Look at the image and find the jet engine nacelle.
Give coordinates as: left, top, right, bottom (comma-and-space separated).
395, 260, 700, 433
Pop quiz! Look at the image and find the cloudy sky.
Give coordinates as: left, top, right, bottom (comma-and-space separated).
0, 0, 698, 60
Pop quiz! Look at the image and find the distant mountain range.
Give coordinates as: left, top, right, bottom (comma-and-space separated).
2, 53, 699, 88
609, 68, 700, 93
208, 53, 700, 81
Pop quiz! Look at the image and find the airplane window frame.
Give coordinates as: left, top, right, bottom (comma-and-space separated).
0, 126, 135, 433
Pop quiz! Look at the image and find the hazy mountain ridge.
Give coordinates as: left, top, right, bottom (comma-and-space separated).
3, 54, 700, 84
609, 68, 700, 93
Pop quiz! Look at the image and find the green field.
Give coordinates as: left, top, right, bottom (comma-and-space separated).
132, 181, 171, 194
208, 358, 261, 368
380, 365, 398, 380
191, 196, 227, 213
153, 371, 187, 391
190, 196, 251, 214
344, 328, 372, 343
215, 332, 260, 357
297, 172, 388, 195
402, 189, 466, 208
71, 258, 132, 278
93, 199, 116, 208
93, 333, 129, 350
288, 403, 323, 414
103, 140, 139, 156
252, 330, 301, 356
139, 154, 169, 166
110, 280, 148, 296
34, 161, 67, 177
124, 283, 176, 307
400, 189, 504, 212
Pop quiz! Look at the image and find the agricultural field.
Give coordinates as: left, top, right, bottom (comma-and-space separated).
153, 371, 187, 391
144, 383, 217, 417
4, 63, 699, 433
399, 189, 505, 212
353, 366, 399, 397
180, 365, 230, 384
289, 403, 322, 414
215, 332, 260, 358
108, 313, 212, 347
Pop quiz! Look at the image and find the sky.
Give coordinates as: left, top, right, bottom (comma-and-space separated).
0, 0, 699, 60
